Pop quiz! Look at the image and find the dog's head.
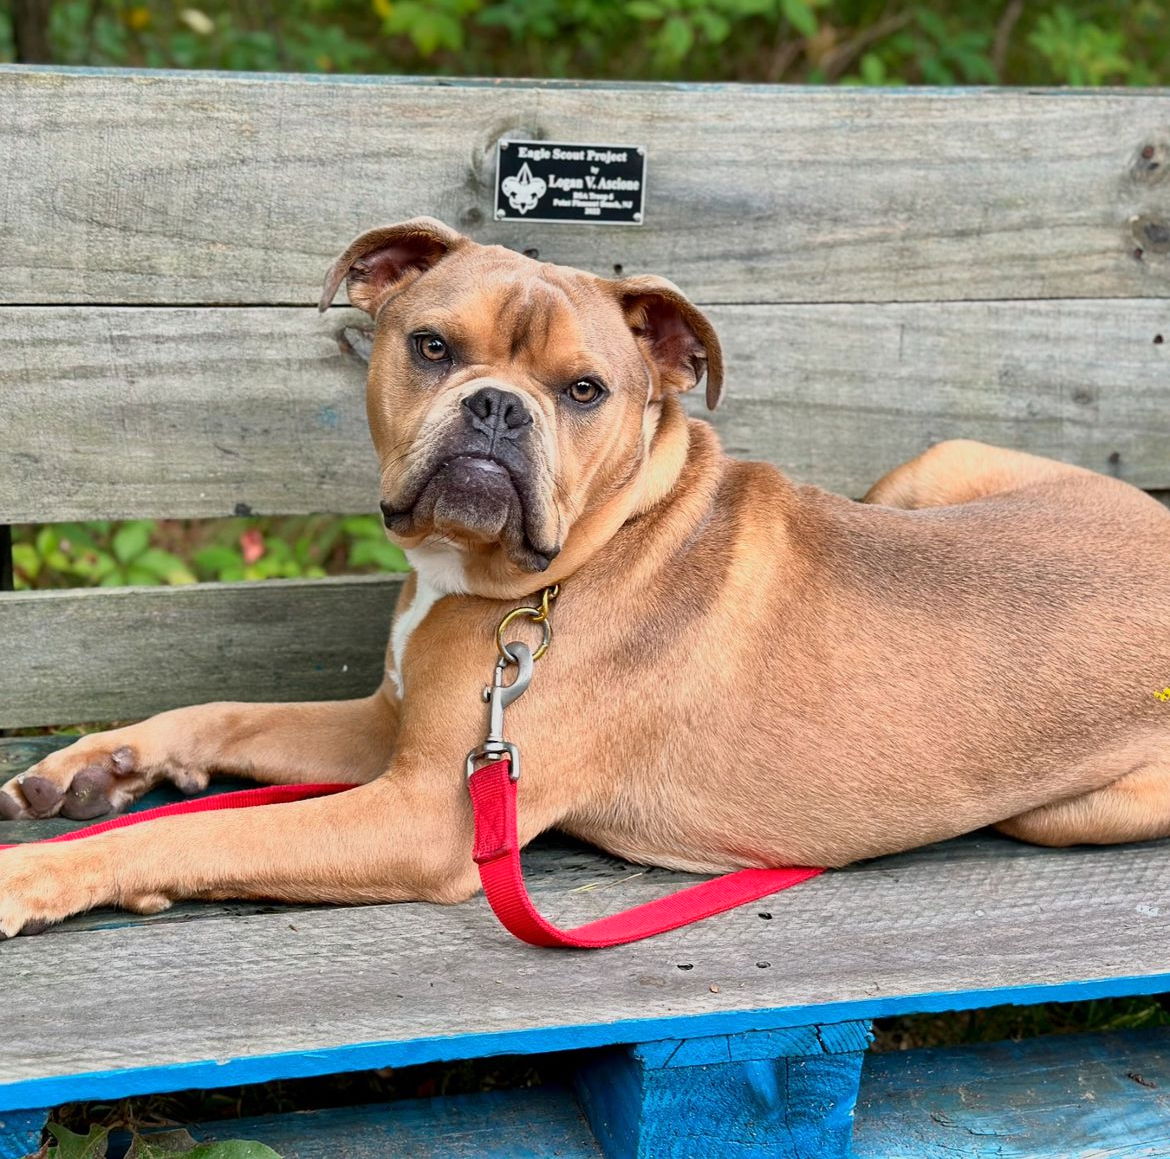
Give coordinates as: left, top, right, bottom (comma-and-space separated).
321, 217, 722, 590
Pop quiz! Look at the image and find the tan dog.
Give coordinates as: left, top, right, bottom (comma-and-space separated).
2, 217, 1169, 937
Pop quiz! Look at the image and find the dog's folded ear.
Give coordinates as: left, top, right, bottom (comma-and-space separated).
319, 217, 465, 316
612, 276, 725, 411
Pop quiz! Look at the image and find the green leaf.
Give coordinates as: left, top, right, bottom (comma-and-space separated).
46, 1122, 110, 1159
264, 538, 293, 564
126, 1133, 283, 1159
126, 563, 164, 586
186, 1142, 285, 1159
692, 10, 731, 44
55, 522, 101, 552
915, 7, 947, 41
194, 545, 244, 575
73, 551, 119, 581
780, 0, 817, 39
126, 1130, 198, 1159
112, 520, 154, 564
340, 515, 385, 540
658, 14, 693, 60
11, 542, 40, 580
858, 51, 887, 85
348, 538, 409, 571
134, 549, 198, 585
36, 525, 58, 560
626, 0, 663, 19
43, 548, 72, 572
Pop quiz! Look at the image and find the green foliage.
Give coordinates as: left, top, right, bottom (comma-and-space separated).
13, 514, 408, 592
342, 514, 411, 572
1, 0, 1165, 85
874, 995, 1170, 1052
1028, 6, 1135, 85
14, 521, 197, 589
40, 1122, 283, 1159
42, 1124, 109, 1159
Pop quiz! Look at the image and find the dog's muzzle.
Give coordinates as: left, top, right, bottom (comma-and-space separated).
380, 383, 559, 571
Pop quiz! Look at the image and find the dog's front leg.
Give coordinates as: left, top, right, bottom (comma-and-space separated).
0, 765, 484, 937
0, 692, 399, 822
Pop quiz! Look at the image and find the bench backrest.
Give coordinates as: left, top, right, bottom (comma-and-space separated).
2, 66, 1167, 727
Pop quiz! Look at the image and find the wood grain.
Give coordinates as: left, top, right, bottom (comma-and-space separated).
3, 829, 1170, 1089
0, 576, 400, 727
854, 1026, 1170, 1157
1, 68, 1168, 306
3, 299, 1168, 523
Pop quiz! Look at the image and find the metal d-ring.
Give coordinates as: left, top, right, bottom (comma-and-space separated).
496, 606, 554, 662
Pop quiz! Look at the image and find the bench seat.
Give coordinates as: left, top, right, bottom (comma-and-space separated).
4, 735, 1170, 1156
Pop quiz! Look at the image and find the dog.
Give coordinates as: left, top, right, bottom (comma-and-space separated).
2, 216, 1169, 937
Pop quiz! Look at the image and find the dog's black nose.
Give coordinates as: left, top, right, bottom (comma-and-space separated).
463, 387, 532, 432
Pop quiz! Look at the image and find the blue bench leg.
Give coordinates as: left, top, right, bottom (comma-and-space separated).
575, 1021, 872, 1159
0, 1108, 48, 1159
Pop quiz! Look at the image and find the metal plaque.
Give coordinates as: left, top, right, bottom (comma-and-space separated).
495, 140, 646, 225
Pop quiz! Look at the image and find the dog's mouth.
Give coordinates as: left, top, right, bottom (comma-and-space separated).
382, 453, 559, 572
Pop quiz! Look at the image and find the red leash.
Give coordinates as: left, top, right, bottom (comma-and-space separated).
0, 782, 355, 852
2, 766, 822, 946
468, 758, 822, 948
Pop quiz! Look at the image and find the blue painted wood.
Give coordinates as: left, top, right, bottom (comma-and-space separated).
0, 1108, 47, 1159
576, 1021, 872, 1159
6, 971, 1170, 1114
853, 1025, 1170, 1158
162, 1086, 602, 1159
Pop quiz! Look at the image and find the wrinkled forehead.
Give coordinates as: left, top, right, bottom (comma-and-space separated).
383, 247, 630, 364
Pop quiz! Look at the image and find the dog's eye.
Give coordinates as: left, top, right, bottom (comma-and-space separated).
565, 378, 606, 407
413, 333, 450, 363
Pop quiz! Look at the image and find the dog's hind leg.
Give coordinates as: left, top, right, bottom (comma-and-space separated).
996, 761, 1170, 846
863, 439, 1095, 509
0, 692, 398, 822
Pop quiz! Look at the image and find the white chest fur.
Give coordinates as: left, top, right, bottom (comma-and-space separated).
388, 542, 467, 698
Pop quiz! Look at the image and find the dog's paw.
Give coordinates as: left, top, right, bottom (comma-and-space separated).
0, 732, 210, 822
0, 736, 143, 821
0, 842, 171, 938
0, 845, 93, 937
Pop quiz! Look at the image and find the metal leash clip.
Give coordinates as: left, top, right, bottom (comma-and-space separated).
465, 641, 533, 782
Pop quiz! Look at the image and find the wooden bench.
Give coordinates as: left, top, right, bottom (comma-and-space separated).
2, 64, 1169, 1159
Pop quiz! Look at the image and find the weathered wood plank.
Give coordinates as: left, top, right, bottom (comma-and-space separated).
3, 299, 1168, 523
182, 1087, 603, 1159
1, 68, 1167, 306
4, 829, 1170, 1100
0, 576, 399, 727
0, 306, 376, 523
854, 1026, 1170, 1157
